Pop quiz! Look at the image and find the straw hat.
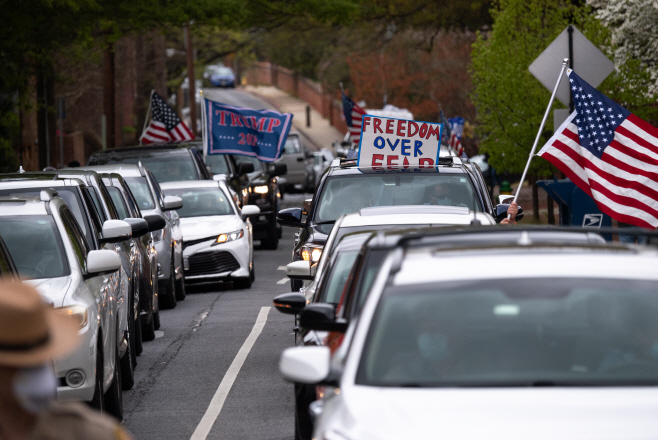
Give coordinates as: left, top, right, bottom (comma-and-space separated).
0, 280, 79, 367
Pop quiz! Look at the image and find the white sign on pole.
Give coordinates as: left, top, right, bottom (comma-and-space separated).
357, 115, 442, 172
529, 26, 614, 107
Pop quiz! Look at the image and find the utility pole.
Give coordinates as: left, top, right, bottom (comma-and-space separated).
185, 24, 197, 135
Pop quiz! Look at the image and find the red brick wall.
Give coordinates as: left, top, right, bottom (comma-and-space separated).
298, 78, 324, 116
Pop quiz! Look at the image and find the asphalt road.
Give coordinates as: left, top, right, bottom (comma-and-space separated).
123, 88, 311, 440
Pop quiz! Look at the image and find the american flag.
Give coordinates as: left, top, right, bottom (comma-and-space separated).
448, 117, 465, 157
341, 92, 366, 148
538, 70, 658, 229
140, 92, 195, 144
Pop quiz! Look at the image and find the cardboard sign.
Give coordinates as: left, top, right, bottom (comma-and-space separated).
204, 98, 293, 162
357, 115, 442, 171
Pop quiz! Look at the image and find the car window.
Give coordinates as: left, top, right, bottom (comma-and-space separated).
0, 216, 70, 279
319, 250, 359, 304
107, 187, 129, 220
283, 137, 301, 154
124, 177, 156, 210
60, 207, 90, 271
162, 187, 234, 217
120, 183, 141, 217
88, 188, 107, 223
140, 155, 199, 182
315, 174, 481, 223
350, 249, 387, 317
357, 278, 658, 387
205, 154, 231, 175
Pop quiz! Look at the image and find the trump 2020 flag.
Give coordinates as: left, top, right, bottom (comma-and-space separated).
538, 69, 658, 229
204, 98, 293, 162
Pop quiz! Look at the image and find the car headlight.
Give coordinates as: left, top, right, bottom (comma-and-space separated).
58, 305, 88, 328
253, 185, 269, 194
301, 244, 323, 263
215, 229, 244, 244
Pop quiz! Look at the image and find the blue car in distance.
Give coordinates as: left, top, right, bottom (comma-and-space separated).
204, 65, 236, 88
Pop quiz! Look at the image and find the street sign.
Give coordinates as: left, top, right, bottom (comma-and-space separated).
529, 26, 614, 107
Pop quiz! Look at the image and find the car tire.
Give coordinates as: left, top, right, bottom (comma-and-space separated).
250, 265, 255, 283
120, 323, 135, 390
233, 276, 252, 289
105, 347, 124, 421
294, 383, 315, 440
261, 227, 279, 250
160, 256, 177, 309
134, 315, 143, 356
89, 343, 104, 413
175, 274, 186, 301
142, 311, 156, 341
153, 296, 161, 330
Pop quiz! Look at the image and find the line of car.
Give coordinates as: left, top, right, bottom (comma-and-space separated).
272, 150, 658, 439
0, 140, 289, 422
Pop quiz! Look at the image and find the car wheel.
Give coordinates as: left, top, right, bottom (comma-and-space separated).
142, 310, 156, 341
261, 227, 279, 250
153, 295, 161, 330
120, 322, 135, 390
89, 344, 104, 413
175, 274, 186, 301
160, 256, 177, 309
105, 347, 124, 421
250, 265, 255, 283
294, 383, 315, 440
233, 276, 252, 289
134, 314, 143, 356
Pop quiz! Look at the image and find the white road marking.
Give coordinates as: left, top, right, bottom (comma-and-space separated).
276, 277, 289, 285
190, 307, 271, 440
277, 266, 287, 271
154, 331, 164, 339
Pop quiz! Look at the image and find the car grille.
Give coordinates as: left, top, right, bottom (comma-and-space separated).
183, 236, 216, 250
186, 251, 240, 277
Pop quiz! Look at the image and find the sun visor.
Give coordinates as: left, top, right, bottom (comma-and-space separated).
356, 115, 443, 174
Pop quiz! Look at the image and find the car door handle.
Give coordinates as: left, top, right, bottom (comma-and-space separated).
297, 157, 304, 162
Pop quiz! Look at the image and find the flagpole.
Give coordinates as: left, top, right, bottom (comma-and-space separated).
200, 90, 207, 159
139, 90, 154, 145
508, 58, 569, 218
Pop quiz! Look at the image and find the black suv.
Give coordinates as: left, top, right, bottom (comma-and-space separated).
87, 143, 211, 183
277, 155, 520, 290
205, 153, 287, 250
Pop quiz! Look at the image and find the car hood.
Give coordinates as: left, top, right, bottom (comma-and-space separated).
179, 215, 242, 240
321, 386, 658, 440
25, 276, 72, 308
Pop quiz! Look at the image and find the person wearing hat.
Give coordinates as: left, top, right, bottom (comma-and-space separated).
0, 280, 133, 440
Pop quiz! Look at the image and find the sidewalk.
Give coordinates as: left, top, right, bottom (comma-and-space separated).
245, 85, 343, 151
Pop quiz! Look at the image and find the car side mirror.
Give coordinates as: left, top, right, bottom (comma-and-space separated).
273, 292, 307, 315
286, 260, 314, 280
163, 195, 183, 211
495, 204, 525, 223
267, 162, 287, 177
123, 218, 149, 238
241, 205, 260, 218
100, 220, 132, 243
279, 346, 331, 384
299, 303, 348, 332
86, 249, 121, 276
143, 214, 166, 232
277, 207, 303, 227
238, 162, 255, 175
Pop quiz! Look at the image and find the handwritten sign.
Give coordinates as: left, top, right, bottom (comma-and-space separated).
357, 115, 442, 172
204, 98, 293, 162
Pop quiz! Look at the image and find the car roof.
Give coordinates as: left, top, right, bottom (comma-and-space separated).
0, 196, 50, 216
339, 206, 493, 227
0, 177, 85, 189
77, 164, 144, 177
89, 143, 201, 157
160, 180, 221, 190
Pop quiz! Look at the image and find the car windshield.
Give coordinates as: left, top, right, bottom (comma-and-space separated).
315, 174, 481, 223
205, 155, 230, 175
104, 155, 198, 182
283, 137, 301, 154
162, 187, 234, 218
124, 177, 156, 210
357, 278, 658, 387
214, 67, 233, 76
0, 216, 69, 279
319, 250, 359, 304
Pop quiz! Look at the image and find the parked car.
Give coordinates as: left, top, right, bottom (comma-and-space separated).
78, 164, 185, 309
0, 192, 129, 419
101, 172, 162, 341
160, 179, 260, 289
87, 144, 211, 183
281, 227, 658, 440
276, 133, 313, 193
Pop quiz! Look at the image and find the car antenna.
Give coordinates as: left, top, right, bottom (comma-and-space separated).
470, 197, 481, 226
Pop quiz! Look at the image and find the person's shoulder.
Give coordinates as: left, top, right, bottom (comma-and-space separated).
29, 402, 133, 440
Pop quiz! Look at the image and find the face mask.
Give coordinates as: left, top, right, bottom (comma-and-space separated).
436, 197, 452, 206
417, 332, 449, 362
12, 363, 57, 414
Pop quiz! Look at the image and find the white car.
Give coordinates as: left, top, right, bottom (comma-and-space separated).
160, 179, 260, 289
0, 192, 129, 419
281, 227, 658, 439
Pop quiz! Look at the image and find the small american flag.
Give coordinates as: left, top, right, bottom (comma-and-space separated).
448, 117, 465, 157
538, 70, 658, 229
140, 92, 195, 144
342, 92, 366, 148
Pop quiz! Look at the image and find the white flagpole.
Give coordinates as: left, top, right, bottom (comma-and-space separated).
139, 90, 154, 145
508, 58, 569, 218
200, 89, 207, 159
